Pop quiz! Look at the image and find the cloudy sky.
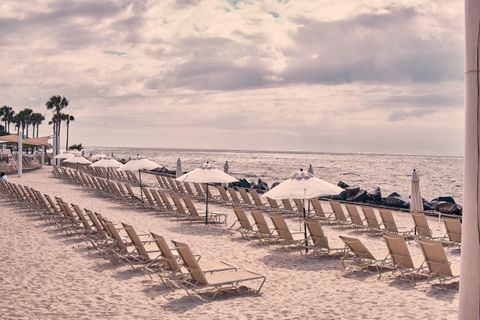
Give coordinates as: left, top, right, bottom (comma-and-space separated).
0, 0, 464, 155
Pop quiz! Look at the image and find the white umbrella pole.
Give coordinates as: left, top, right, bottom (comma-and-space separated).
459, 1, 480, 318
139, 169, 143, 201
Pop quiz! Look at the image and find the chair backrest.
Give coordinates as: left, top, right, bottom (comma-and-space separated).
251, 209, 271, 235
310, 198, 326, 218
305, 220, 329, 249
183, 197, 200, 217
167, 177, 178, 191
339, 236, 376, 260
172, 240, 208, 284
362, 207, 381, 229
71, 204, 92, 229
171, 195, 188, 215
379, 209, 399, 233
150, 189, 166, 210
282, 199, 294, 211
293, 199, 304, 214
249, 189, 264, 206
44, 194, 60, 213
383, 232, 415, 269
228, 187, 242, 204
267, 197, 280, 209
105, 220, 127, 251
193, 183, 205, 198
142, 187, 156, 207
233, 207, 253, 230
330, 201, 348, 222
116, 182, 127, 196
122, 223, 149, 259
411, 213, 433, 238
238, 188, 253, 205
443, 218, 462, 243
418, 238, 453, 277
270, 213, 294, 241
345, 204, 364, 226
217, 186, 230, 202
85, 209, 107, 237
184, 182, 195, 196
174, 180, 185, 194
158, 191, 174, 211
125, 184, 137, 198
151, 233, 180, 271
155, 175, 165, 188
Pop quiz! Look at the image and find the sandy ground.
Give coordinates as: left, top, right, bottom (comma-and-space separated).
0, 167, 458, 319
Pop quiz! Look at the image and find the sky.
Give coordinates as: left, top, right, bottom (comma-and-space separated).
0, 0, 465, 155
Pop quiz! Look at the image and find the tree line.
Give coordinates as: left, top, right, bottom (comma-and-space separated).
0, 95, 76, 150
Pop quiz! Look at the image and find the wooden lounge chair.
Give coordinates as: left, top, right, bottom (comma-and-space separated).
379, 209, 411, 237
227, 187, 242, 206
345, 204, 367, 230
281, 199, 295, 213
339, 235, 389, 276
361, 207, 383, 232
183, 197, 227, 224
411, 213, 443, 240
217, 186, 232, 204
238, 188, 254, 207
293, 199, 305, 215
383, 232, 417, 282
305, 220, 345, 256
270, 213, 307, 252
309, 198, 334, 222
330, 201, 350, 227
249, 189, 266, 207
418, 238, 458, 286
251, 209, 277, 243
122, 223, 165, 271
443, 218, 462, 247
172, 240, 266, 297
229, 207, 257, 237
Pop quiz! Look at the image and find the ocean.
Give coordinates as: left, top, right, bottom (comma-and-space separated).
85, 146, 464, 204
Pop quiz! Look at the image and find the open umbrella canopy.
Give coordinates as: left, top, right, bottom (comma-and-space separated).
410, 169, 423, 213
90, 158, 122, 168
53, 152, 74, 160
63, 156, 92, 165
262, 169, 343, 200
90, 153, 108, 161
68, 150, 82, 155
176, 162, 237, 184
176, 158, 182, 178
117, 157, 161, 171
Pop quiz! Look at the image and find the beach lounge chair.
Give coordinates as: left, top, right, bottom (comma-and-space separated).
229, 207, 257, 237
361, 207, 383, 232
339, 235, 389, 276
157, 190, 176, 213
379, 209, 411, 237
217, 186, 232, 204
443, 218, 462, 247
345, 204, 367, 230
293, 199, 305, 215
418, 238, 458, 286
172, 240, 266, 297
411, 213, 443, 240
171, 195, 191, 220
238, 188, 254, 207
281, 199, 295, 213
305, 220, 345, 256
383, 232, 417, 282
249, 189, 266, 207
227, 187, 242, 206
329, 201, 350, 227
251, 209, 277, 243
122, 223, 165, 271
183, 197, 227, 224
270, 213, 307, 252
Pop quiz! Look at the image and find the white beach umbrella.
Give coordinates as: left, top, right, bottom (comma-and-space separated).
263, 169, 344, 251
307, 164, 314, 175
177, 162, 238, 224
53, 152, 74, 160
224, 161, 229, 173
176, 158, 182, 178
64, 156, 92, 170
90, 158, 122, 168
262, 169, 343, 200
68, 150, 82, 155
90, 153, 108, 161
410, 169, 423, 214
117, 157, 161, 200
460, 1, 480, 317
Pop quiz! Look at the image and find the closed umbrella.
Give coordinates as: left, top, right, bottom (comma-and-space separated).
64, 156, 92, 170
307, 164, 314, 175
176, 162, 237, 224
263, 169, 344, 251
176, 158, 182, 178
117, 156, 161, 200
224, 161, 229, 173
410, 169, 423, 214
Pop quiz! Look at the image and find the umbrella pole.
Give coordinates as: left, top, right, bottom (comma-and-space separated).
205, 183, 209, 225
139, 169, 143, 201
303, 198, 308, 253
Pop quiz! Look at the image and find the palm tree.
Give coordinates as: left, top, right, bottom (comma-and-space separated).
62, 114, 75, 150
21, 108, 33, 138
46, 95, 69, 156
31, 113, 45, 138
0, 106, 14, 134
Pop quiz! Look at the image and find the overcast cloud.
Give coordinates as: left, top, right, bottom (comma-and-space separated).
0, 0, 464, 155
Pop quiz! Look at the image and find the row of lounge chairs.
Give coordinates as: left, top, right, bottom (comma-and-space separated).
53, 165, 141, 186
0, 180, 266, 298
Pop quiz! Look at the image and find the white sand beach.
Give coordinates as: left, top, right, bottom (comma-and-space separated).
0, 167, 459, 320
